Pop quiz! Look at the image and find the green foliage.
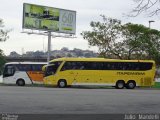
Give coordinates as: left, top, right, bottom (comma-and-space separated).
0, 18, 9, 41
0, 18, 8, 74
0, 50, 6, 75
153, 82, 160, 88
121, 23, 147, 59
81, 15, 122, 58
81, 15, 160, 64
122, 23, 160, 62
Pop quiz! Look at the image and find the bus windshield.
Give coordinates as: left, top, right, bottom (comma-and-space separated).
44, 61, 62, 77
3, 65, 15, 77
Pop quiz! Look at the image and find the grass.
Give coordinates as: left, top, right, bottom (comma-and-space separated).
153, 82, 160, 88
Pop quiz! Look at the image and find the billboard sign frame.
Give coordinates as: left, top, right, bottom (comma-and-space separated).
22, 3, 76, 34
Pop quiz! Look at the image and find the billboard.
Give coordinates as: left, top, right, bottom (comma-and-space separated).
23, 3, 76, 34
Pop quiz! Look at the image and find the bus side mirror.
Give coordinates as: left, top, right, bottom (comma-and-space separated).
42, 65, 47, 72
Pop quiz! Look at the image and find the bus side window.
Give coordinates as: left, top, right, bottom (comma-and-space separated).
139, 63, 152, 70
15, 64, 25, 71
79, 62, 85, 70
31, 64, 43, 71
23, 64, 31, 71
61, 62, 71, 71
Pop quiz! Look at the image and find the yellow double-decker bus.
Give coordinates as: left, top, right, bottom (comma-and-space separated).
43, 58, 156, 89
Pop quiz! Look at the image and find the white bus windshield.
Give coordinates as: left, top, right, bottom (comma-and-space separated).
3, 65, 15, 77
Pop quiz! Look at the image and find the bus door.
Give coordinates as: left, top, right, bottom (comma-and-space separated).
59, 61, 79, 85
70, 70, 81, 85
59, 68, 77, 85
44, 62, 62, 84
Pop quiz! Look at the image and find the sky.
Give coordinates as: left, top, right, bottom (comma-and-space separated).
0, 0, 160, 55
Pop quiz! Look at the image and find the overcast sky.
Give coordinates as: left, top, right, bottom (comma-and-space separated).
0, 0, 159, 55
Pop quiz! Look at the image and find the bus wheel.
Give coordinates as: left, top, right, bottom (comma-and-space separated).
58, 79, 67, 88
16, 79, 25, 86
126, 80, 136, 89
115, 80, 125, 89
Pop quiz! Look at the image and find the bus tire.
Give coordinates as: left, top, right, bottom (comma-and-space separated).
115, 80, 125, 89
16, 79, 25, 86
58, 79, 67, 88
126, 80, 136, 89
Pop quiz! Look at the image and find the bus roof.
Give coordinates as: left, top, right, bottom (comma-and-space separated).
5, 62, 47, 65
49, 57, 155, 63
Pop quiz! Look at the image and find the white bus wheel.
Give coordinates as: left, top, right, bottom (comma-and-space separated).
16, 79, 25, 86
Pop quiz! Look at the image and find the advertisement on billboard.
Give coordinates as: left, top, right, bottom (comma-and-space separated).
23, 3, 76, 34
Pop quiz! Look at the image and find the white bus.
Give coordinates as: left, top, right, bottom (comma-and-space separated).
3, 62, 47, 86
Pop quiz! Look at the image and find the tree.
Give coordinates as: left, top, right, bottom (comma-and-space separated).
0, 19, 9, 74
9, 51, 20, 57
120, 23, 147, 59
143, 28, 160, 63
61, 47, 69, 52
121, 23, 160, 61
73, 48, 83, 57
0, 50, 5, 75
131, 0, 160, 16
67, 53, 73, 57
81, 15, 122, 58
81, 15, 160, 63
0, 19, 9, 41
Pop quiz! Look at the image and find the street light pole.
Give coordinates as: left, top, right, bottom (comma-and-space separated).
149, 20, 155, 28
148, 20, 155, 60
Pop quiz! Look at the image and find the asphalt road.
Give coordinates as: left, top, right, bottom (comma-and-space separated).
0, 85, 160, 114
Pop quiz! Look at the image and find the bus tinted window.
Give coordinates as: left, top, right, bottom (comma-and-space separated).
31, 64, 44, 71
15, 64, 45, 71
61, 61, 153, 71
15, 64, 31, 71
103, 62, 153, 70
61, 61, 103, 70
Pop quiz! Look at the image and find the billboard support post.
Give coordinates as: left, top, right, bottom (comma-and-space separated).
47, 31, 51, 63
